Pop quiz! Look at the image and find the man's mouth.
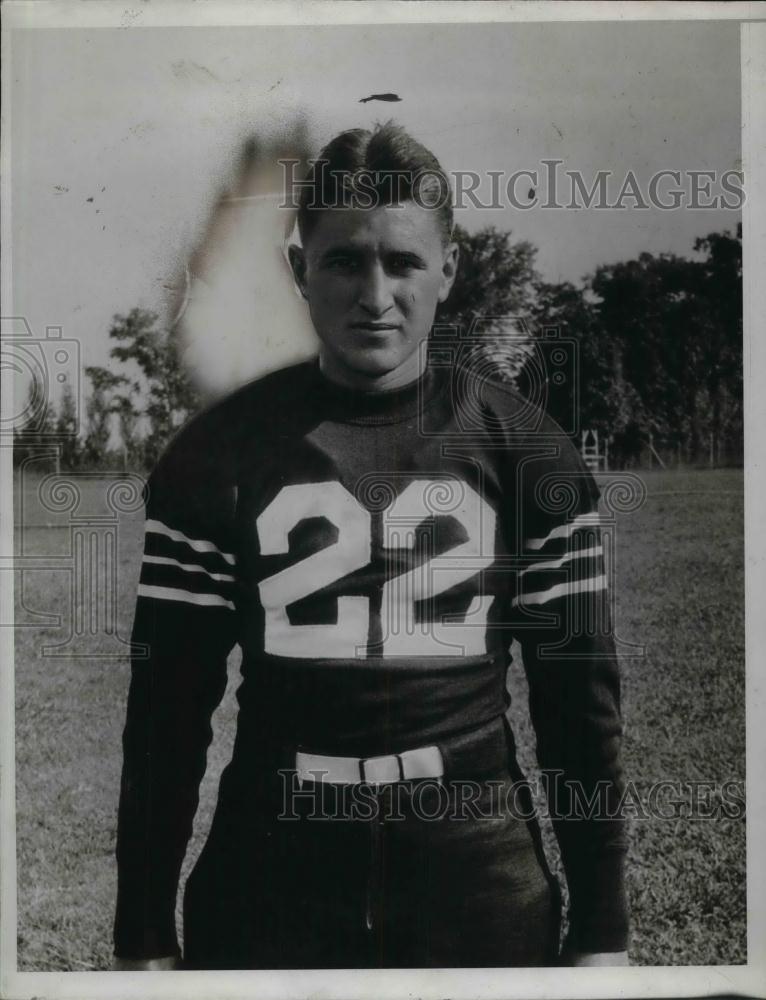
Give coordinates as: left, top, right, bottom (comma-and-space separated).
351, 322, 400, 332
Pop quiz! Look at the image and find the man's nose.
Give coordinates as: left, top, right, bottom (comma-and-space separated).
358, 264, 394, 316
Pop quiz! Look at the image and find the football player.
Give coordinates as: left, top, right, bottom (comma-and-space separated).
113, 122, 629, 970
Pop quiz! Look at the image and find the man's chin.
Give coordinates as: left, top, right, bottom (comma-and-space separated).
319, 341, 425, 388
340, 348, 404, 378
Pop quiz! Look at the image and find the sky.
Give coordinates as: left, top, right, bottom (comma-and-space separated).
9, 18, 741, 400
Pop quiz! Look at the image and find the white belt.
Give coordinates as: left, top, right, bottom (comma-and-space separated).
295, 744, 444, 786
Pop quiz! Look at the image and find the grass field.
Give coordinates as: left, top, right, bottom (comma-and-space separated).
13, 468, 745, 969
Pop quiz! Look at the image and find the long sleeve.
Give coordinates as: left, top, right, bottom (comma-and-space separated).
113, 450, 238, 959
511, 439, 628, 954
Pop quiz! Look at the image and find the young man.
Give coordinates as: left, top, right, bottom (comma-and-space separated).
113, 123, 629, 970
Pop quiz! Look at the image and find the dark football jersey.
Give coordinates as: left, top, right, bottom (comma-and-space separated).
114, 359, 628, 960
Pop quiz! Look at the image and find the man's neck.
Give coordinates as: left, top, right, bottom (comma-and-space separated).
318, 349, 426, 393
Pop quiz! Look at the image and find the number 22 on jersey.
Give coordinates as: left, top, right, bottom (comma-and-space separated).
256, 480, 496, 659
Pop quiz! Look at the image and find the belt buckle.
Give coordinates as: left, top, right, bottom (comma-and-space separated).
359, 753, 403, 785
400, 745, 445, 782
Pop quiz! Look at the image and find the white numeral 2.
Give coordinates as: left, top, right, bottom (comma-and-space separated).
380, 480, 496, 656
256, 480, 495, 659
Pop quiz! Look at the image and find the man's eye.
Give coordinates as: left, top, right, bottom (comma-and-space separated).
388, 256, 418, 274
326, 256, 359, 271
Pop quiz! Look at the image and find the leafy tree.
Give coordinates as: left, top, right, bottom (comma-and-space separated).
691, 224, 742, 464
439, 224, 539, 325
436, 224, 539, 380
590, 253, 694, 447
589, 229, 742, 465
56, 383, 81, 470
529, 280, 643, 438
83, 366, 126, 468
107, 308, 200, 467
112, 390, 142, 470
76, 309, 201, 470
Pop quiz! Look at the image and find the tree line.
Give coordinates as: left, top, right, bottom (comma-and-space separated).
14, 222, 742, 473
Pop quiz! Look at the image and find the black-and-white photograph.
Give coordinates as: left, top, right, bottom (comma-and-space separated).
1, 3, 764, 997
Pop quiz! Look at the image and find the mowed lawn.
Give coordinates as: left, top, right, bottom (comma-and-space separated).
13, 468, 745, 970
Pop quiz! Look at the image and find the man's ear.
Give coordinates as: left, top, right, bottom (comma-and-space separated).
287, 244, 309, 300
437, 241, 459, 304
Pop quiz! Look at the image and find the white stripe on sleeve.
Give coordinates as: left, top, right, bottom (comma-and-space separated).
137, 583, 235, 610
512, 574, 607, 608
519, 545, 603, 577
145, 518, 235, 565
524, 512, 601, 551
142, 554, 236, 583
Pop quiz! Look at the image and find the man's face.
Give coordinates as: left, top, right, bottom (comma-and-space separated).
289, 201, 458, 388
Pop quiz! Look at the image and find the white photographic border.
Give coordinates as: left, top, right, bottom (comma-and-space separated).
1, 2, 763, 998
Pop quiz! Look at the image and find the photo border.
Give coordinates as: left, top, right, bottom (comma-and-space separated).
1, 3, 763, 998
